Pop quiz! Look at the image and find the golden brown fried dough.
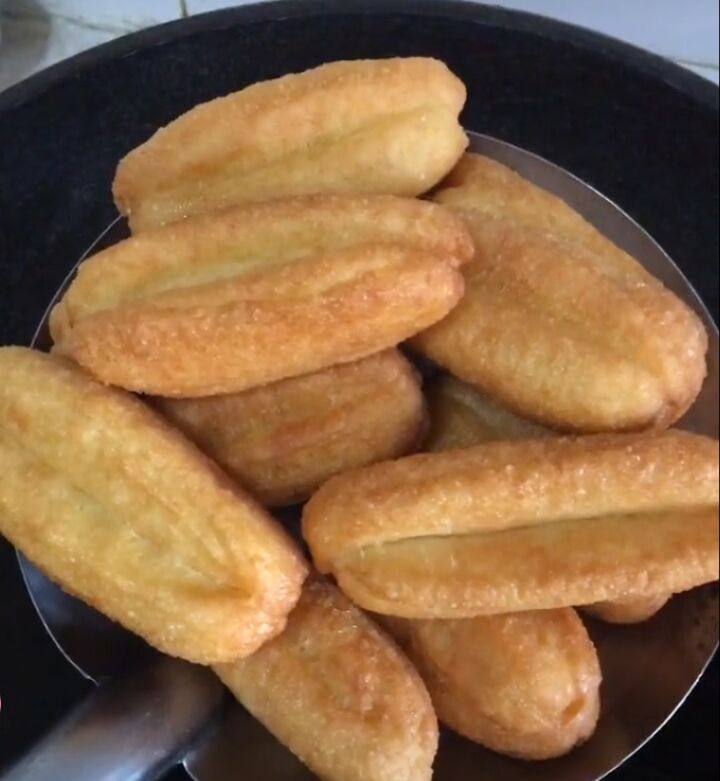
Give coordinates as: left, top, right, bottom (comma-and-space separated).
303, 431, 719, 618
113, 57, 468, 232
424, 374, 550, 450
412, 153, 708, 432
0, 347, 307, 663
425, 374, 671, 622
214, 578, 438, 781
50, 195, 472, 397
154, 350, 427, 507
582, 593, 674, 624
380, 609, 600, 759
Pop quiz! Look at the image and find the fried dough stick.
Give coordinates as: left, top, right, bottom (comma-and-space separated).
154, 350, 426, 507
412, 154, 708, 432
303, 431, 719, 618
114, 58, 468, 232
424, 375, 673, 623
51, 195, 472, 397
0, 347, 307, 663
215, 579, 438, 781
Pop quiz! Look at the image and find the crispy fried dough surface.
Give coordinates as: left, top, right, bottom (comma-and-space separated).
381, 608, 600, 759
582, 593, 675, 624
214, 578, 438, 781
424, 375, 671, 621
303, 431, 719, 617
50, 195, 471, 396
424, 374, 550, 450
114, 58, 467, 232
0, 347, 307, 662
412, 154, 708, 432
155, 350, 427, 506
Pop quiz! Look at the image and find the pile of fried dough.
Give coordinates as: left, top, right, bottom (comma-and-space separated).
1, 58, 718, 780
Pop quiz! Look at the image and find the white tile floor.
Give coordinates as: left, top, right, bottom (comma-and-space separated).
0, 0, 179, 90
1, 0, 718, 92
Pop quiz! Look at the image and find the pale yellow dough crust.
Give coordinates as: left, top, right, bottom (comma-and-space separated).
381, 609, 600, 760
50, 195, 472, 397
303, 430, 719, 618
582, 593, 674, 624
412, 154, 708, 432
154, 350, 427, 507
113, 57, 468, 232
214, 578, 438, 781
424, 374, 551, 450
0, 347, 307, 663
424, 375, 671, 621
